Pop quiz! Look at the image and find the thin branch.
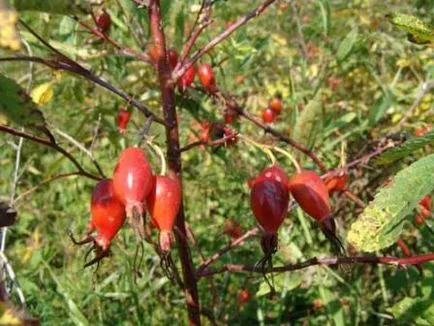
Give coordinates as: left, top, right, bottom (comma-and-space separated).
52, 128, 106, 178
173, 0, 277, 82
196, 227, 259, 276
0, 124, 101, 181
214, 93, 327, 172
179, 132, 239, 153
197, 253, 434, 277
0, 55, 166, 125
175, 0, 213, 70
14, 172, 84, 203
396, 80, 434, 129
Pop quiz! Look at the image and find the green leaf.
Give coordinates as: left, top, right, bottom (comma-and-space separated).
0, 74, 53, 139
376, 128, 434, 165
293, 93, 323, 151
347, 154, 434, 252
389, 266, 434, 325
174, 4, 185, 49
336, 28, 358, 62
387, 13, 434, 44
256, 271, 302, 297
11, 0, 89, 15
368, 94, 392, 126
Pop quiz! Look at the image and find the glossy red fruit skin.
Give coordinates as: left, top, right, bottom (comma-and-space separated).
146, 175, 181, 252
198, 63, 216, 92
90, 179, 126, 251
117, 109, 131, 135
269, 98, 283, 114
262, 108, 276, 123
324, 170, 348, 193
414, 215, 424, 226
96, 11, 111, 33
257, 165, 290, 191
178, 65, 196, 90
250, 178, 289, 234
147, 175, 181, 231
167, 48, 179, 70
289, 170, 331, 222
113, 147, 154, 215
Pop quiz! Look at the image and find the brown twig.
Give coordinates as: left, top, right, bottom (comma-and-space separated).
197, 253, 434, 277
0, 125, 101, 181
196, 227, 260, 276
172, 0, 277, 83
175, 0, 213, 70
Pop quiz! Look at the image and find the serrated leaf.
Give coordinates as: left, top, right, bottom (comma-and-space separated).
31, 82, 54, 105
0, 1, 21, 51
376, 128, 434, 165
387, 13, 434, 44
347, 154, 434, 252
0, 74, 53, 139
11, 0, 89, 15
336, 28, 358, 62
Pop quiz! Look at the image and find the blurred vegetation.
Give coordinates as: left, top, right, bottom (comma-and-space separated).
0, 0, 433, 325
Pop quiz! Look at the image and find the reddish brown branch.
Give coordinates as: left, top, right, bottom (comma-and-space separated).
198, 253, 434, 277
173, 0, 277, 82
148, 1, 201, 325
0, 125, 101, 181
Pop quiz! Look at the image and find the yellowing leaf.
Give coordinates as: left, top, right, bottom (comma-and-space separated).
31, 82, 54, 105
0, 1, 21, 51
387, 13, 434, 44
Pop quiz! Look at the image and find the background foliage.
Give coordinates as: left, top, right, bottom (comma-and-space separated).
0, 0, 433, 325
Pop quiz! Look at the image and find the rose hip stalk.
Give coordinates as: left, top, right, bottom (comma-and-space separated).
113, 147, 154, 240
289, 170, 345, 255
146, 175, 181, 252
71, 179, 126, 267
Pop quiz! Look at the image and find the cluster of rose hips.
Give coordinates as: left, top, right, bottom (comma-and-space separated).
149, 46, 217, 94
262, 96, 283, 124
72, 147, 181, 266
249, 165, 346, 258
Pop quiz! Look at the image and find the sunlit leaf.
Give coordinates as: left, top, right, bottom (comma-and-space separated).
31, 82, 54, 106
0, 1, 21, 51
336, 28, 358, 62
347, 154, 434, 252
387, 13, 434, 44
